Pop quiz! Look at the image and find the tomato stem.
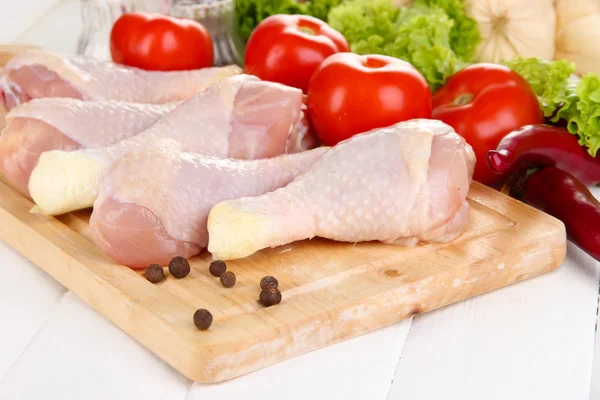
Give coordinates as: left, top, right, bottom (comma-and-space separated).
299, 26, 316, 36
452, 93, 473, 106
364, 57, 387, 69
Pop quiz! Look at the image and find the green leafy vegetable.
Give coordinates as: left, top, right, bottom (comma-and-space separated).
413, 0, 480, 61
327, 0, 474, 90
234, 0, 342, 43
566, 74, 600, 157
326, 0, 400, 54
302, 0, 344, 21
503, 56, 576, 118
392, 6, 468, 89
504, 56, 600, 157
235, 0, 302, 43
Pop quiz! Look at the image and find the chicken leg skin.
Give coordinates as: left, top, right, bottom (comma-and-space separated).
207, 119, 476, 260
28, 75, 311, 215
90, 139, 327, 267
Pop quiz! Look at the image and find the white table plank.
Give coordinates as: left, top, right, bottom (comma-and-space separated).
0, 292, 191, 400
388, 242, 599, 400
187, 319, 412, 400
0, 239, 66, 379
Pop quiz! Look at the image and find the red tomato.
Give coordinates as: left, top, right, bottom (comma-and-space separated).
244, 14, 349, 93
306, 53, 432, 146
110, 12, 214, 71
432, 63, 544, 184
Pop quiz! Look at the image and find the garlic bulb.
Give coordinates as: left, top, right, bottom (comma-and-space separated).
554, 0, 600, 75
465, 0, 556, 63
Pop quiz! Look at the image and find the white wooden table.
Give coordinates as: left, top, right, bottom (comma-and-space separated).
1, 1, 600, 398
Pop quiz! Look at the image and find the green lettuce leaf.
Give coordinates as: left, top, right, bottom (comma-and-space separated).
235, 0, 303, 43
504, 56, 600, 157
413, 0, 481, 61
328, 0, 472, 90
566, 74, 600, 157
503, 56, 576, 118
327, 0, 401, 54
234, 0, 341, 43
392, 6, 467, 89
302, 0, 345, 21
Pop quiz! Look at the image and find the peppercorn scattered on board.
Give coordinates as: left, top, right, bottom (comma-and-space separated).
0, 175, 566, 382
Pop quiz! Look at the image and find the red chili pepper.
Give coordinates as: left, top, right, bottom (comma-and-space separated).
487, 124, 600, 186
508, 167, 600, 261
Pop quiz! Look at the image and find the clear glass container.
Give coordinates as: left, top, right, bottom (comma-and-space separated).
76, 0, 169, 60
168, 0, 245, 67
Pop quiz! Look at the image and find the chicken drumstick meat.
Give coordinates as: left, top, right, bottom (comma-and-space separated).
207, 119, 476, 260
0, 49, 241, 110
90, 140, 327, 267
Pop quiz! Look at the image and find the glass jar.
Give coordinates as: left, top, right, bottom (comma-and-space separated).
76, 0, 169, 60
168, 0, 245, 67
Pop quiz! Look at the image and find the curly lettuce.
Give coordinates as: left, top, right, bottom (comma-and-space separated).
413, 0, 481, 61
566, 74, 600, 157
503, 56, 577, 118
327, 0, 400, 54
235, 0, 342, 42
504, 56, 600, 157
302, 0, 344, 21
235, 0, 302, 42
327, 0, 473, 90
392, 6, 468, 89
326, 0, 399, 54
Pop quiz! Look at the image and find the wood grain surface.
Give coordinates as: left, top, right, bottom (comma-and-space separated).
0, 176, 567, 382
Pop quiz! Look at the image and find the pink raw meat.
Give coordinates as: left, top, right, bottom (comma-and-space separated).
207, 119, 477, 260
0, 49, 241, 110
0, 98, 176, 196
28, 75, 316, 215
2, 88, 315, 198
90, 140, 327, 267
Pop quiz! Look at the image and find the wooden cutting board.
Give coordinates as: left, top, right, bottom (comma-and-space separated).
0, 45, 567, 382
0, 178, 566, 382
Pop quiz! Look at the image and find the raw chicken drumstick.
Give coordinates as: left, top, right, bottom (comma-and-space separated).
0, 98, 177, 197
29, 75, 313, 215
2, 94, 314, 198
90, 139, 327, 267
207, 119, 476, 260
0, 49, 241, 110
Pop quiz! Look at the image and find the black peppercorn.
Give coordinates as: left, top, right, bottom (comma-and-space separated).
220, 271, 236, 288
260, 286, 282, 307
144, 264, 164, 283
169, 256, 190, 279
193, 309, 213, 330
209, 260, 227, 277
260, 276, 279, 290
